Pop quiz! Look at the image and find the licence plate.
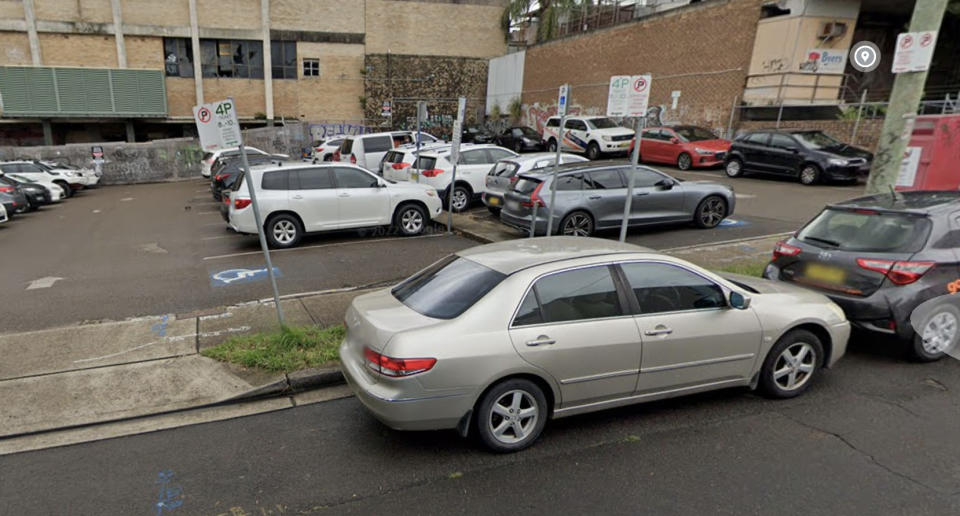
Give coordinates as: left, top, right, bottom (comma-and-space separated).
409, 172, 419, 181
506, 200, 519, 211
804, 263, 845, 284
488, 196, 500, 206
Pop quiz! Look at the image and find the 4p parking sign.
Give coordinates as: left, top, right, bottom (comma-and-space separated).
193, 98, 241, 151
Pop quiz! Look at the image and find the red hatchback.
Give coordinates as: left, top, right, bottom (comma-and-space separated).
631, 126, 731, 170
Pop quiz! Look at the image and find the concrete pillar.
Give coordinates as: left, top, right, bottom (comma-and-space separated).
111, 0, 127, 67
41, 120, 52, 145
125, 121, 136, 142
261, 0, 275, 122
23, 0, 42, 65
866, 0, 950, 193
188, 0, 204, 106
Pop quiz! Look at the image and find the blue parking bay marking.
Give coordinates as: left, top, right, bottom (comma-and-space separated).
719, 219, 749, 228
210, 267, 282, 287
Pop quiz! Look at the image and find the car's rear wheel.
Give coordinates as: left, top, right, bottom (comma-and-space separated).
447, 185, 471, 213
475, 378, 548, 453
560, 211, 594, 237
694, 195, 727, 229
724, 158, 743, 178
265, 214, 302, 249
547, 139, 558, 152
393, 203, 427, 236
677, 152, 693, 170
514, 141, 524, 153
587, 142, 601, 160
759, 329, 824, 399
910, 304, 960, 362
799, 164, 821, 185
487, 206, 501, 216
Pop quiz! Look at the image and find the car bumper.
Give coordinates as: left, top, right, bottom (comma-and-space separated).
827, 320, 851, 368
25, 191, 51, 205
339, 340, 471, 431
823, 164, 862, 181
482, 192, 505, 209
500, 209, 550, 235
602, 141, 632, 153
693, 152, 726, 168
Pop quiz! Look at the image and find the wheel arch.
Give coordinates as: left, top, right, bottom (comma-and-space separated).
392, 199, 429, 221
558, 206, 599, 232
263, 209, 304, 232
772, 322, 834, 369
473, 372, 559, 420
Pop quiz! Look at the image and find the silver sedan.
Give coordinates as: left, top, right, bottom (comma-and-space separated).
340, 237, 850, 452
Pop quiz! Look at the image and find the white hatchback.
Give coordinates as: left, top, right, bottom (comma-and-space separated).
228, 162, 443, 248
411, 144, 518, 212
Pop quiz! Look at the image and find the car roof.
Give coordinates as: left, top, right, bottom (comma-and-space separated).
829, 191, 960, 215
457, 236, 654, 274
502, 152, 582, 164
417, 143, 498, 157
520, 159, 632, 177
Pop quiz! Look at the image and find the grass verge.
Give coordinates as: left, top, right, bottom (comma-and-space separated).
201, 325, 345, 373
717, 261, 767, 278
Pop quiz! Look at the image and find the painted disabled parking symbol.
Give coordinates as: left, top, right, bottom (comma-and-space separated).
718, 219, 749, 228
210, 267, 282, 287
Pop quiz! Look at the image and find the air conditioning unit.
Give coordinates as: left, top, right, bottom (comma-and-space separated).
819, 22, 847, 39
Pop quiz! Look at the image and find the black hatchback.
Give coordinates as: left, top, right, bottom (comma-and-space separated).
724, 130, 872, 185
763, 191, 960, 361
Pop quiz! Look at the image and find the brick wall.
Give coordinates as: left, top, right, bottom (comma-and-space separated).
737, 119, 884, 151
0, 31, 31, 65
34, 0, 112, 24
37, 33, 118, 67
521, 0, 765, 135
271, 0, 364, 32
365, 0, 507, 58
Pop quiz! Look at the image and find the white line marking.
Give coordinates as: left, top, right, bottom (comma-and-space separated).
26, 276, 64, 290
120, 197, 134, 202
662, 232, 793, 252
201, 235, 238, 241
202, 233, 445, 261
194, 189, 209, 193
92, 209, 101, 214
195, 211, 221, 215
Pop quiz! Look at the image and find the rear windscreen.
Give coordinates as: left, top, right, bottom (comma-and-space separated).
413, 156, 437, 170
384, 151, 404, 164
514, 177, 542, 195
340, 139, 354, 155
203, 152, 213, 161
490, 162, 520, 177
392, 255, 506, 319
797, 208, 931, 253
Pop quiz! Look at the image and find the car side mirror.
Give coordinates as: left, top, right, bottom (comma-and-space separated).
729, 291, 751, 310
655, 179, 675, 190
670, 137, 680, 144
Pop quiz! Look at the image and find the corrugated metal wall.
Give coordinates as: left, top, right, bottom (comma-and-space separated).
486, 50, 525, 115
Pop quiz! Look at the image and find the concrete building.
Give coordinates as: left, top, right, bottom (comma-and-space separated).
0, 0, 508, 145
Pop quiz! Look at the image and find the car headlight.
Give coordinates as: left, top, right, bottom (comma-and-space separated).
828, 158, 848, 166
522, 138, 534, 144
695, 148, 714, 155
601, 135, 613, 142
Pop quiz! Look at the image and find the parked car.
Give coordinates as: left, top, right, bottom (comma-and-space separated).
495, 126, 547, 153
542, 116, 634, 160
4, 173, 65, 202
201, 147, 277, 178
411, 144, 518, 212
0, 191, 17, 221
41, 161, 100, 187
482, 153, 588, 215
763, 191, 960, 361
0, 176, 29, 213
340, 236, 849, 452
724, 130, 873, 185
312, 136, 347, 161
0, 161, 84, 197
335, 131, 409, 172
210, 153, 284, 201
227, 162, 443, 248
500, 161, 735, 237
0, 174, 50, 210
380, 142, 453, 179
634, 126, 731, 170
462, 126, 496, 144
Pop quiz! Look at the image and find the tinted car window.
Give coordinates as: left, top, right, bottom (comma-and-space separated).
0, 164, 14, 174
797, 208, 932, 253
512, 128, 524, 137
392, 255, 506, 320
521, 127, 541, 139
514, 177, 542, 195
364, 136, 393, 153
512, 290, 543, 327
623, 168, 666, 188
261, 170, 289, 190
743, 133, 769, 145
621, 262, 726, 314
296, 168, 334, 189
584, 169, 625, 189
486, 149, 515, 162
340, 139, 354, 154
546, 118, 560, 128
459, 150, 487, 165
587, 118, 619, 129
334, 167, 377, 188
413, 156, 437, 170
491, 162, 520, 177
769, 134, 797, 149
534, 266, 623, 323
556, 173, 583, 191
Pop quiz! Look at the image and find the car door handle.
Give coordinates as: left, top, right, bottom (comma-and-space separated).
588, 195, 602, 200
635, 192, 649, 197
526, 335, 556, 347
644, 327, 673, 336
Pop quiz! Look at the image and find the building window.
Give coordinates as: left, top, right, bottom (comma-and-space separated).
302, 58, 320, 78
163, 38, 194, 78
271, 40, 297, 79
199, 39, 264, 79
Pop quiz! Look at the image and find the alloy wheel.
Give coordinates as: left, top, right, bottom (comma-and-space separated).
562, 214, 592, 236
725, 160, 741, 177
487, 390, 539, 445
678, 153, 692, 170
699, 197, 726, 227
451, 189, 468, 212
921, 311, 958, 355
800, 167, 818, 185
400, 208, 424, 234
773, 342, 816, 391
272, 220, 297, 245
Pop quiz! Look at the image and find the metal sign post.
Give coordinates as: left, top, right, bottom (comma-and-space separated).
544, 84, 569, 237
447, 97, 467, 234
606, 75, 651, 242
193, 98, 284, 326
415, 101, 424, 183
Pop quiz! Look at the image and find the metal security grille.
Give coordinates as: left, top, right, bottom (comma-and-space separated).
0, 66, 167, 118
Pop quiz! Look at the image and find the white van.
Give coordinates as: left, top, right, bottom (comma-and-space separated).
336, 131, 442, 171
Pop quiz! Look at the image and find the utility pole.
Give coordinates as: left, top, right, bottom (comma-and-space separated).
866, 0, 949, 194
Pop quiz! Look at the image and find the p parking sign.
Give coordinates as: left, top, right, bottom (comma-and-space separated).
193, 98, 242, 151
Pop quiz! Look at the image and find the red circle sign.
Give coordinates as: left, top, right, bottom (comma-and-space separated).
920, 32, 933, 47
197, 107, 212, 123
901, 35, 913, 49
633, 78, 647, 93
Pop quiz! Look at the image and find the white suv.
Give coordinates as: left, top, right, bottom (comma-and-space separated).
0, 161, 85, 197
410, 144, 517, 212
227, 162, 443, 248
542, 116, 634, 160
336, 131, 442, 172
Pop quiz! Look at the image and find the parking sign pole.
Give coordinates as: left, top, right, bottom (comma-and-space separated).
619, 116, 645, 242
415, 101, 423, 183
545, 84, 569, 237
447, 97, 467, 234
240, 144, 285, 326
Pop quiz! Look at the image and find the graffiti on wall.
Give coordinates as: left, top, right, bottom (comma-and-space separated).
307, 123, 376, 141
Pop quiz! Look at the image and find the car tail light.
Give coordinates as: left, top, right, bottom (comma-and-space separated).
223, 196, 230, 205
421, 169, 444, 177
509, 176, 519, 184
214, 174, 225, 181
0, 186, 13, 193
392, 163, 410, 170
363, 347, 436, 377
350, 154, 357, 164
234, 198, 252, 210
333, 150, 341, 161
521, 182, 546, 208
773, 241, 801, 260
857, 258, 935, 285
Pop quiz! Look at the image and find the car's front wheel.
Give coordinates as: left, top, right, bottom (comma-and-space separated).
799, 164, 821, 186
560, 211, 594, 237
910, 304, 959, 362
759, 329, 824, 399
547, 139, 558, 152
677, 152, 693, 170
586, 142, 601, 160
475, 378, 548, 453
265, 213, 302, 249
393, 203, 427, 236
725, 158, 743, 178
55, 181, 72, 198
694, 195, 727, 229
447, 185, 471, 213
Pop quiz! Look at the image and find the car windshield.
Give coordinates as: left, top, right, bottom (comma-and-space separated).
521, 127, 541, 138
391, 255, 506, 319
792, 131, 843, 150
6, 174, 34, 183
587, 118, 619, 129
797, 208, 932, 253
674, 126, 717, 142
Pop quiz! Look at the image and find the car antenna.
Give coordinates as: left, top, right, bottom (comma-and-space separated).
889, 185, 903, 202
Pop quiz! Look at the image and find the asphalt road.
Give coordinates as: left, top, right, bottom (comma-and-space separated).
3, 340, 959, 515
